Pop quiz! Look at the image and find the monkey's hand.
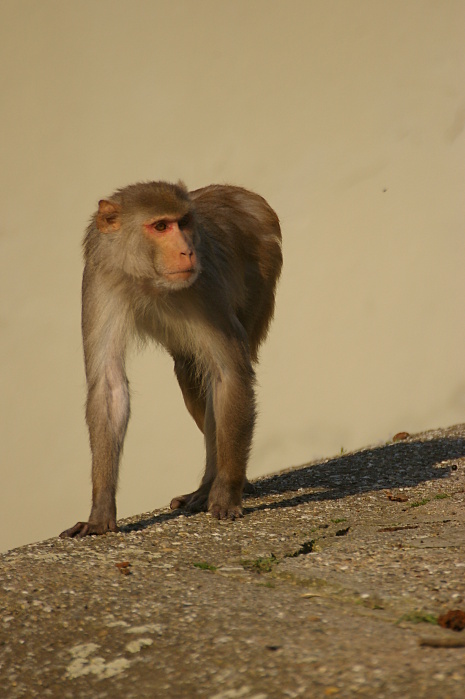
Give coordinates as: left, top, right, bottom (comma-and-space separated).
59, 520, 119, 538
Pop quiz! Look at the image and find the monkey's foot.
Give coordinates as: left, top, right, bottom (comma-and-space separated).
170, 488, 209, 513
243, 479, 256, 495
209, 503, 243, 521
59, 520, 119, 538
207, 480, 244, 521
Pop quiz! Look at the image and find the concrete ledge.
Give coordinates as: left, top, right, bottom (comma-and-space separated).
2, 424, 465, 698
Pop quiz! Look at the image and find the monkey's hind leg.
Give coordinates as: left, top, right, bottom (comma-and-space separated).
170, 376, 219, 513
170, 358, 212, 512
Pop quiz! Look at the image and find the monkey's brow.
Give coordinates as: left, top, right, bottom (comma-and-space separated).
146, 215, 183, 223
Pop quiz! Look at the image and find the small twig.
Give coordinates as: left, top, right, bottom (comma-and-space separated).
419, 637, 465, 648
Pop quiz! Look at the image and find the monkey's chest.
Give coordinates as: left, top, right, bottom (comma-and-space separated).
135, 302, 207, 358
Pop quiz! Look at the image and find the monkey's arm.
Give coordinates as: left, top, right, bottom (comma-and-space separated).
60, 273, 131, 538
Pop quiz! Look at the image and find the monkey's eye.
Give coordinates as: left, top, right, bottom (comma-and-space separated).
179, 215, 191, 229
153, 221, 167, 232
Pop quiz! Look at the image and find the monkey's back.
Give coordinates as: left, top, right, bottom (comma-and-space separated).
190, 185, 282, 360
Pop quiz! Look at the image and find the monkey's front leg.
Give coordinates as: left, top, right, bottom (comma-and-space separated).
60, 363, 130, 538
207, 366, 256, 520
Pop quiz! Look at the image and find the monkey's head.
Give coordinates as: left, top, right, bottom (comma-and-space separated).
94, 181, 200, 290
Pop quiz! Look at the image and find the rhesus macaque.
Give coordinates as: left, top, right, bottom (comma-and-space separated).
60, 181, 282, 538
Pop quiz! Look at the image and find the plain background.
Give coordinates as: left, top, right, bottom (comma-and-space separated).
1, 0, 464, 553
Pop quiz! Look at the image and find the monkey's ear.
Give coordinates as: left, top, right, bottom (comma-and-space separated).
176, 180, 188, 193
96, 200, 122, 233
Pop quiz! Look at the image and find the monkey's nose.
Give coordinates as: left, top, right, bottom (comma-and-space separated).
180, 250, 196, 270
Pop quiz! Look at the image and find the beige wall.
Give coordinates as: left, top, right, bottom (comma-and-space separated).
1, 0, 464, 553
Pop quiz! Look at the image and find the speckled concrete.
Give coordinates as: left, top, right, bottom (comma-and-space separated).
1, 425, 465, 698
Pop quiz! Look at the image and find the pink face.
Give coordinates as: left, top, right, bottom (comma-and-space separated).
143, 215, 198, 284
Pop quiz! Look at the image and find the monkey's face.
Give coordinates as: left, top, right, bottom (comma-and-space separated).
95, 185, 201, 291
143, 213, 200, 290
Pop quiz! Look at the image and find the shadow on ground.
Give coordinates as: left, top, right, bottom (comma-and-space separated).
248, 436, 465, 514
123, 435, 465, 532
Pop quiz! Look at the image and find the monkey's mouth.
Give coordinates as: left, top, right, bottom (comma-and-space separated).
164, 269, 198, 282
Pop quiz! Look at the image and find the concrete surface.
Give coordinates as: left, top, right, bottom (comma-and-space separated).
1, 424, 465, 698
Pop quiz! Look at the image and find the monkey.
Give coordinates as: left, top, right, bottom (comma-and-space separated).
60, 181, 282, 538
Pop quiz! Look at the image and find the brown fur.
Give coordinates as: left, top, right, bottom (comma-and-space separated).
60, 181, 282, 538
